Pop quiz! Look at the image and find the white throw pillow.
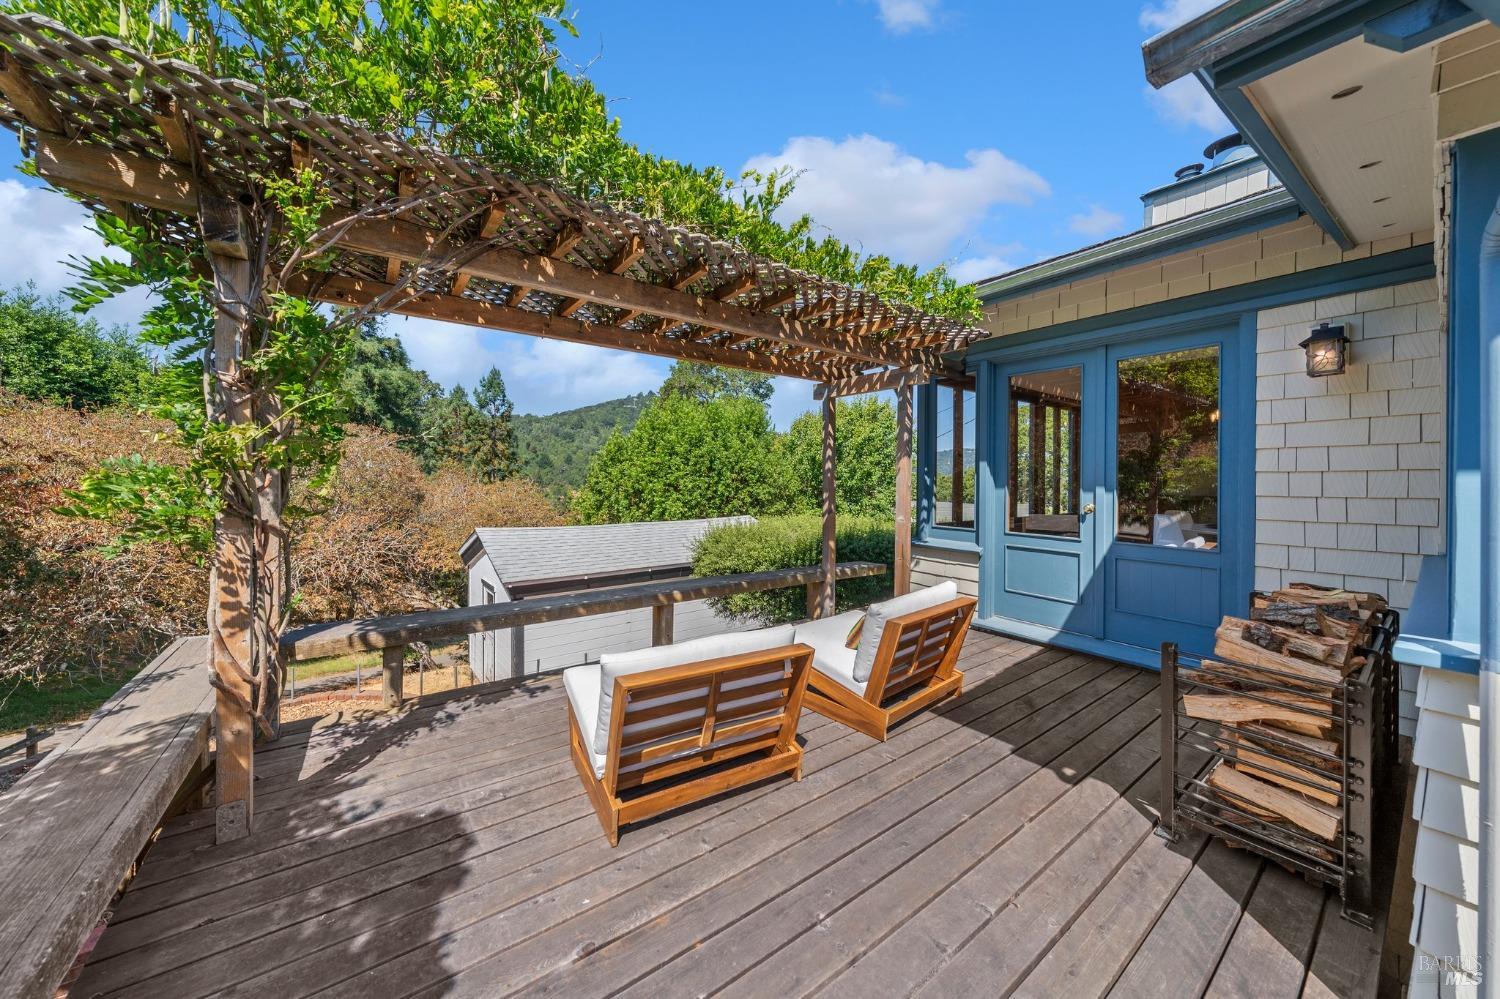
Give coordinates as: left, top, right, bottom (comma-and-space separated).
852, 581, 959, 683
593, 624, 797, 756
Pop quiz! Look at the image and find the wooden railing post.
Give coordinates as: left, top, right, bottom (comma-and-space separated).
510, 626, 526, 680
382, 645, 405, 709
805, 580, 822, 621
652, 603, 674, 646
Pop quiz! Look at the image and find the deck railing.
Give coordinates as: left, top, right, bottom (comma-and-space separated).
280, 562, 887, 707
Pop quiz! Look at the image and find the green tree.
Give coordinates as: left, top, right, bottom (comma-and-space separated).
0, 285, 149, 409
572, 396, 797, 524
783, 397, 898, 516
417, 386, 480, 470
659, 362, 774, 405
339, 318, 444, 440
471, 366, 519, 482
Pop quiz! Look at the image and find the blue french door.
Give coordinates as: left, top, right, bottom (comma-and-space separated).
1099, 327, 1243, 654
986, 325, 1248, 658
991, 351, 1105, 637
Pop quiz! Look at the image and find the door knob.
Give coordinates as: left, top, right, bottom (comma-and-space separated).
1083, 503, 1096, 515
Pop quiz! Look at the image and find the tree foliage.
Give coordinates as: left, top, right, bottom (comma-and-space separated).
339, 317, 445, 441
513, 393, 651, 501
783, 396, 899, 516
0, 285, 150, 409
571, 396, 797, 524
470, 366, 519, 482
659, 361, 773, 405
691, 515, 894, 625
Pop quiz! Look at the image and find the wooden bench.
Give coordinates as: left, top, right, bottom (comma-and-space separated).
0, 636, 213, 999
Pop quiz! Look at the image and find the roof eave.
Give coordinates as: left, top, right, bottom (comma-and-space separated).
1141, 0, 1349, 87
974, 186, 1299, 302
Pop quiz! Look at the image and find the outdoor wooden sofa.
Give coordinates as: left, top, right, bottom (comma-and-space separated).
793, 581, 977, 742
564, 626, 813, 846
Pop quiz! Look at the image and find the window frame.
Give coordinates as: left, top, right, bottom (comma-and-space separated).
916, 376, 980, 550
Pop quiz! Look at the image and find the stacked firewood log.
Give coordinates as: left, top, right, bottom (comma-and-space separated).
1180, 583, 1388, 859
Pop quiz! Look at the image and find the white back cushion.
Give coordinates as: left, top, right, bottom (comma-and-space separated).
1152, 513, 1187, 547
594, 624, 796, 755
852, 581, 959, 683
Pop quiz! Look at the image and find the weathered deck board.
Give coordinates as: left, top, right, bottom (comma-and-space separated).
74, 630, 1387, 999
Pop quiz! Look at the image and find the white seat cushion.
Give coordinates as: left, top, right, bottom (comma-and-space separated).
792, 610, 868, 696
850, 581, 958, 683
1153, 513, 1187, 547
563, 664, 608, 778
593, 624, 797, 756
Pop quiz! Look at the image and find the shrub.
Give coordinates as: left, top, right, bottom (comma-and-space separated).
691, 514, 894, 625
782, 397, 897, 516
571, 396, 798, 524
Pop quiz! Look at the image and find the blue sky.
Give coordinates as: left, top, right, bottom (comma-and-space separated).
0, 0, 1226, 428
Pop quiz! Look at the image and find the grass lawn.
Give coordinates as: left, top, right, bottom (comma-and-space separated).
289, 651, 382, 684
0, 671, 130, 737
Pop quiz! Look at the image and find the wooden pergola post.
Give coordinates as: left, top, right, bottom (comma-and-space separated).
204, 203, 258, 844
894, 382, 914, 596
819, 390, 837, 617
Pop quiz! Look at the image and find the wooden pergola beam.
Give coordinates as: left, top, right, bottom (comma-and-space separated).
33, 132, 197, 213
385, 169, 417, 284
0, 52, 65, 134
298, 274, 844, 382
333, 217, 909, 366
450, 201, 507, 296
507, 221, 583, 307
559, 234, 643, 318
814, 364, 929, 400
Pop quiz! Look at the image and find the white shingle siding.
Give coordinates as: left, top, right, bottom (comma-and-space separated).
911, 544, 979, 599
1409, 668, 1482, 997
1255, 278, 1443, 737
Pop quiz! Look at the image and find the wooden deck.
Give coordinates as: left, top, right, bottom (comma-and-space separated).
73, 632, 1386, 998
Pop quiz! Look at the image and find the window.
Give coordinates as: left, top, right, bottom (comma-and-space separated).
1008, 366, 1082, 536
1115, 345, 1220, 548
933, 380, 976, 529
481, 580, 496, 604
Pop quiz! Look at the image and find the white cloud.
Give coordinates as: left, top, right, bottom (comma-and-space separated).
0, 179, 151, 328
392, 316, 667, 415
947, 255, 1014, 285
1145, 76, 1231, 131
871, 86, 908, 108
743, 135, 1048, 265
1068, 204, 1126, 239
870, 0, 940, 33
1140, 0, 1220, 34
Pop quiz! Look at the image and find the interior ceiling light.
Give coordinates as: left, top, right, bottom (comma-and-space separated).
1332, 85, 1363, 99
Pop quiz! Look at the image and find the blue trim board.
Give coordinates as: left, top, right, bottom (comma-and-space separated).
1211, 0, 1431, 88
973, 616, 1169, 672
1205, 70, 1356, 250
966, 243, 1434, 362
1365, 0, 1482, 52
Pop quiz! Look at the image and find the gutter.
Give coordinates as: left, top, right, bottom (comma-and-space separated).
1142, 0, 1350, 87
1480, 191, 1500, 998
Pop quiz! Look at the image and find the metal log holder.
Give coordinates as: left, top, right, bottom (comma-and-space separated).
1157, 602, 1400, 927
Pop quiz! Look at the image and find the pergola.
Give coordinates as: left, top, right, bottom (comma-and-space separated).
0, 12, 986, 840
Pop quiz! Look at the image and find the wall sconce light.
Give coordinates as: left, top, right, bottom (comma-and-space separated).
1299, 322, 1350, 377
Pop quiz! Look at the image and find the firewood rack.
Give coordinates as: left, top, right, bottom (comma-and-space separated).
1155, 605, 1400, 927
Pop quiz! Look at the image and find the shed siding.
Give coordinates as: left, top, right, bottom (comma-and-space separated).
1408, 667, 1481, 997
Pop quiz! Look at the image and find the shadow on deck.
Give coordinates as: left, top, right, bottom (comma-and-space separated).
73, 632, 1388, 998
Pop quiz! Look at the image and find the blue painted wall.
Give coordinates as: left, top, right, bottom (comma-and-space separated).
1447, 127, 1500, 646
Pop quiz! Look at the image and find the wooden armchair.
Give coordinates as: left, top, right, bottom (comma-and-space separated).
795, 582, 977, 741
564, 626, 812, 846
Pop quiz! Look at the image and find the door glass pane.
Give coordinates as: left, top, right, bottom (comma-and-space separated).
1115, 345, 1220, 548
934, 381, 976, 528
1008, 366, 1082, 536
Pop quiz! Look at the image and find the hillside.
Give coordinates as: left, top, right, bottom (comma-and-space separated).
514, 393, 652, 500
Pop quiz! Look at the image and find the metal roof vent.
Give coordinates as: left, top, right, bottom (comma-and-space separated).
1175, 162, 1205, 181
1203, 132, 1253, 170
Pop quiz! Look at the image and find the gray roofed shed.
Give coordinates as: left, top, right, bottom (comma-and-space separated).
461, 517, 754, 587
